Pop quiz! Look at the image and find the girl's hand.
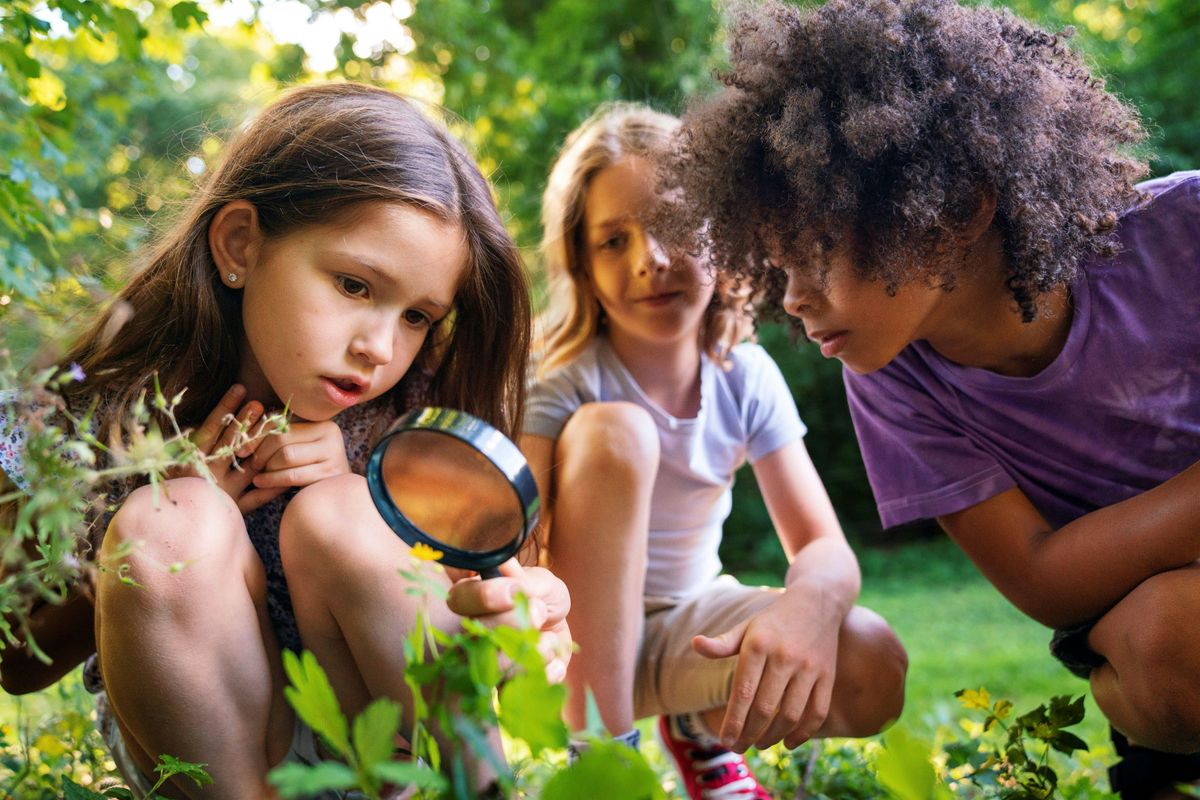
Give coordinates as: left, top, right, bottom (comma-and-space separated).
243, 420, 351, 508
446, 560, 573, 684
692, 588, 841, 752
175, 384, 268, 512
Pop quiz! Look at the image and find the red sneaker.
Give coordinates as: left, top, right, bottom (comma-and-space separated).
656, 715, 772, 800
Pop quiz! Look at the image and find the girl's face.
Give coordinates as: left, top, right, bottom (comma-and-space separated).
777, 239, 944, 375
583, 156, 715, 351
236, 201, 468, 420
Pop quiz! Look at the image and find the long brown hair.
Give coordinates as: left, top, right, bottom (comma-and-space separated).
63, 83, 529, 438
538, 103, 753, 376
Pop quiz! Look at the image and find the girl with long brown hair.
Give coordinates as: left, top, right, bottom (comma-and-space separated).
1, 82, 567, 798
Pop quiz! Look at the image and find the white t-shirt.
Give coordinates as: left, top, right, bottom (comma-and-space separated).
524, 337, 806, 598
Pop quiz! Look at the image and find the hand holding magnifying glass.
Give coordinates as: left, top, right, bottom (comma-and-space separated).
366, 407, 569, 681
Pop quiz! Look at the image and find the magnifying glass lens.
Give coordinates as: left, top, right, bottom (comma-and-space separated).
379, 430, 525, 554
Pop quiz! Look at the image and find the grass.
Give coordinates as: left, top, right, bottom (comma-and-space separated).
2, 537, 1116, 797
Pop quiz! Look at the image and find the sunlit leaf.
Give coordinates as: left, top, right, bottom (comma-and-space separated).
497, 671, 567, 755
267, 761, 357, 797
352, 697, 402, 771
541, 741, 663, 800
871, 725, 955, 800
282, 649, 352, 758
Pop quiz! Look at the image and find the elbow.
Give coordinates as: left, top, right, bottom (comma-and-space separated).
1, 660, 54, 696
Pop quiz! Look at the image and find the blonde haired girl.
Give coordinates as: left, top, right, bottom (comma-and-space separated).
521, 103, 907, 799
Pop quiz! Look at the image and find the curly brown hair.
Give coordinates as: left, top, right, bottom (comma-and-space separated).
666, 0, 1149, 321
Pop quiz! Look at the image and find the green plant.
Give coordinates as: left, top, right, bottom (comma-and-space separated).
871, 688, 1105, 800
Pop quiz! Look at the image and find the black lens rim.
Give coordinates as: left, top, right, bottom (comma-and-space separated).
366, 406, 540, 572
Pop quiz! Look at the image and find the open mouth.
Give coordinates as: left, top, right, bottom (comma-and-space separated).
322, 376, 368, 407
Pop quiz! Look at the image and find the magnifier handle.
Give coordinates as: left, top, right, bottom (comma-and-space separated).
478, 565, 502, 580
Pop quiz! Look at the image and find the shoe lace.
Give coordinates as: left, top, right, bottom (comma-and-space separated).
687, 747, 762, 800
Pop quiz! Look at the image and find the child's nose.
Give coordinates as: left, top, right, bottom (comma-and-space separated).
782, 272, 816, 318
351, 326, 393, 365
637, 233, 670, 276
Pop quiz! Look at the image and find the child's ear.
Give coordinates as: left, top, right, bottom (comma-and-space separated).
209, 200, 263, 287
960, 186, 998, 245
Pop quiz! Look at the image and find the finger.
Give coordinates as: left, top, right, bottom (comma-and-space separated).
249, 430, 287, 471
191, 385, 246, 454
251, 462, 341, 489
692, 622, 747, 660
446, 575, 519, 619
718, 640, 765, 751
236, 485, 288, 514
208, 403, 263, 480
735, 659, 791, 751
756, 673, 814, 748
782, 675, 833, 750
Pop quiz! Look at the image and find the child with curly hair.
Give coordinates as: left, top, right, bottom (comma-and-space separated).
523, 103, 907, 799
664, 1, 1199, 796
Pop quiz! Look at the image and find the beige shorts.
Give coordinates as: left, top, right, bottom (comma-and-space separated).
633, 575, 782, 719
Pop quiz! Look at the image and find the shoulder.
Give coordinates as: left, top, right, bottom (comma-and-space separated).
720, 342, 788, 389
1117, 170, 1200, 241
529, 338, 608, 401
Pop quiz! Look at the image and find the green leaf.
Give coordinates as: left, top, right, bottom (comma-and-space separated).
352, 697, 402, 771
464, 633, 501, 689
62, 777, 108, 800
267, 761, 357, 798
1047, 694, 1086, 728
109, 7, 146, 61
497, 671, 568, 755
1048, 729, 1089, 755
154, 754, 213, 788
871, 725, 954, 800
169, 1, 208, 30
282, 649, 352, 758
371, 760, 450, 790
541, 740, 663, 800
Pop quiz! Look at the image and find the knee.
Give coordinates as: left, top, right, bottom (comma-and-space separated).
279, 473, 372, 574
1098, 582, 1200, 750
100, 478, 246, 601
833, 607, 908, 736
557, 402, 659, 484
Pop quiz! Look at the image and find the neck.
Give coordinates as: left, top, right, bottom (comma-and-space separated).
606, 327, 703, 418
922, 228, 1073, 378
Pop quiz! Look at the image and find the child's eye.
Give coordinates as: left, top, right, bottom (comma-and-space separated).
598, 233, 626, 251
402, 309, 432, 328
337, 275, 370, 298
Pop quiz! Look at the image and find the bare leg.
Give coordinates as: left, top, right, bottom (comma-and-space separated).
548, 402, 659, 734
687, 605, 905, 744
1089, 564, 1200, 754
96, 478, 291, 799
812, 606, 907, 738
279, 474, 500, 788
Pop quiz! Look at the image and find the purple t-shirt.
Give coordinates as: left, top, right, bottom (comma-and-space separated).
845, 171, 1200, 530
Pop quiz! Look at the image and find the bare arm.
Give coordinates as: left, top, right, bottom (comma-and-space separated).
0, 470, 96, 695
755, 439, 860, 612
696, 439, 862, 750
938, 459, 1200, 628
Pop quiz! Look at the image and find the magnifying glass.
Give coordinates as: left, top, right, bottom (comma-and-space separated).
366, 407, 540, 578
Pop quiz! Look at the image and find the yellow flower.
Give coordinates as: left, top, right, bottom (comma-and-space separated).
411, 542, 444, 562
957, 687, 991, 711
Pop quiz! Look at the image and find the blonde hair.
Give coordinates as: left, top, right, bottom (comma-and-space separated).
537, 103, 752, 377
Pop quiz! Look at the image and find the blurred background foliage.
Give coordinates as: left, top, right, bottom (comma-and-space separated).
1, 0, 1196, 574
